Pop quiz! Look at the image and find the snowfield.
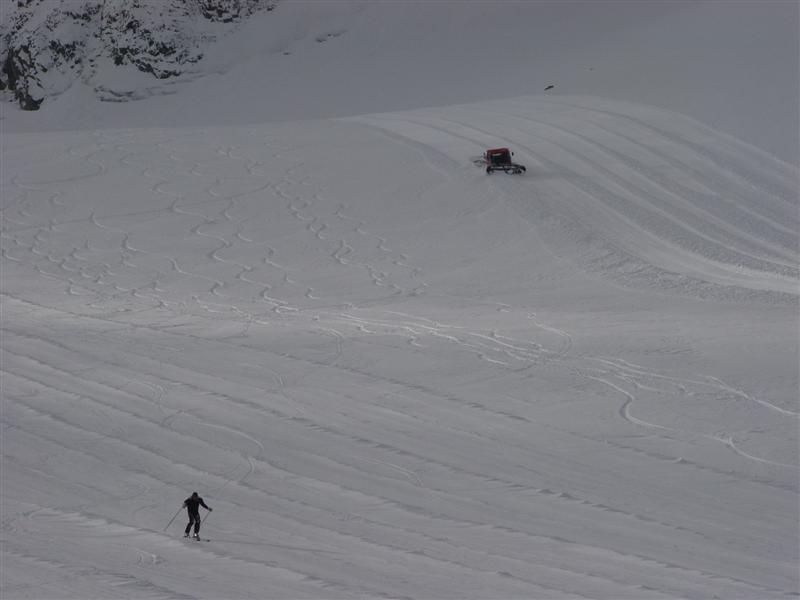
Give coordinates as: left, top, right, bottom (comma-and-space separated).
2, 2, 798, 599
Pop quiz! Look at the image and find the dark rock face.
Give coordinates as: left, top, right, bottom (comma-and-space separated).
0, 0, 276, 110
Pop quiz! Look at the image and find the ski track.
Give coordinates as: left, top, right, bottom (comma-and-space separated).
2, 96, 798, 598
2, 289, 797, 597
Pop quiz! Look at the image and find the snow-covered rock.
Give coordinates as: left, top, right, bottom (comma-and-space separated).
0, 0, 276, 109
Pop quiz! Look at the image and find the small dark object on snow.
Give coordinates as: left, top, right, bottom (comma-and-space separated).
482, 148, 526, 175
544, 84, 554, 91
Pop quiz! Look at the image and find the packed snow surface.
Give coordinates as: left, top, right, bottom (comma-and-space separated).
2, 2, 798, 599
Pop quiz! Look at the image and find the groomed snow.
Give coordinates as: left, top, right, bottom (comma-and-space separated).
2, 2, 798, 599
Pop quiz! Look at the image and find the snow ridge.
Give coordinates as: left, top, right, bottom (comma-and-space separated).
351, 96, 798, 304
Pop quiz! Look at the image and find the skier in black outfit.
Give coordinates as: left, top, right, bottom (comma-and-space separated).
183, 492, 212, 538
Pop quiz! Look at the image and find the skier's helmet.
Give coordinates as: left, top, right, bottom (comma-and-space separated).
192, 492, 198, 498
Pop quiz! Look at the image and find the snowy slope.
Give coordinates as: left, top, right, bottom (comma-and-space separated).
4, 0, 798, 164
2, 2, 799, 599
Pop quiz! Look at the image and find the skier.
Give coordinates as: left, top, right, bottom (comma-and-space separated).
183, 491, 212, 539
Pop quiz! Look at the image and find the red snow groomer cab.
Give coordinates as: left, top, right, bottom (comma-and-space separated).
483, 147, 526, 175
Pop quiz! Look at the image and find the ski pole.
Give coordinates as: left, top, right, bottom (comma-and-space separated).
163, 506, 182, 531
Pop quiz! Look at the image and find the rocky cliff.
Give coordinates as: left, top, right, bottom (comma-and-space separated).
1, 0, 276, 110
